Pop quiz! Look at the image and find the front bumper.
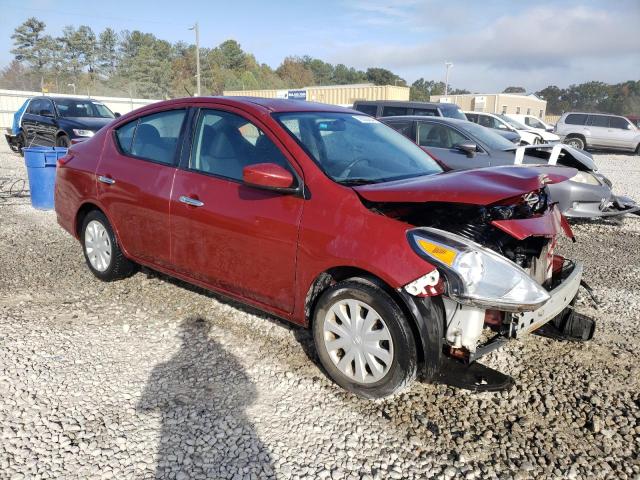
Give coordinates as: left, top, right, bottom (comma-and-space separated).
509, 260, 583, 338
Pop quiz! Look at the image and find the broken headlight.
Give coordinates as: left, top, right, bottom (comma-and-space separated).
571, 171, 601, 186
407, 227, 550, 312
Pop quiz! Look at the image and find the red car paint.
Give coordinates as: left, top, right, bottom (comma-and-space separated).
353, 165, 575, 205
491, 206, 564, 240
55, 97, 572, 326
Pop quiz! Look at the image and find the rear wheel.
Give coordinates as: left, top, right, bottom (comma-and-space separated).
56, 135, 70, 148
81, 210, 137, 281
312, 279, 417, 399
564, 136, 585, 150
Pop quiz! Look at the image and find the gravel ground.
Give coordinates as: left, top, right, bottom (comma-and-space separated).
0, 142, 638, 480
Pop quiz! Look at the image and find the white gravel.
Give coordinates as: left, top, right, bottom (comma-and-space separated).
1, 142, 639, 480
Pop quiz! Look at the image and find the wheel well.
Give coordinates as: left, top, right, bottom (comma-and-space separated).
304, 267, 426, 366
57, 131, 69, 139
566, 133, 586, 142
75, 203, 102, 237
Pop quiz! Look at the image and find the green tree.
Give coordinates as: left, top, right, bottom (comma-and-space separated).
409, 78, 446, 101
366, 67, 405, 86
217, 40, 246, 70
276, 57, 314, 87
59, 25, 97, 77
98, 28, 119, 77
10, 17, 50, 71
332, 64, 366, 84
503, 86, 526, 93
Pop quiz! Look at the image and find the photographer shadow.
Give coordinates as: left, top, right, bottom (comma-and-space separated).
138, 317, 275, 479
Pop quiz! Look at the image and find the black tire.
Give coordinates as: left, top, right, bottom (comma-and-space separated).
56, 135, 71, 148
635, 143, 640, 155
565, 136, 585, 150
312, 279, 418, 399
81, 210, 137, 281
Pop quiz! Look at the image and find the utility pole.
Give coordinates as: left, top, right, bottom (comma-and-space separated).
444, 62, 453, 97
189, 23, 201, 96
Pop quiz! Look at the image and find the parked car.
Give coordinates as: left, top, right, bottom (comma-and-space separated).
555, 112, 640, 154
465, 111, 560, 145
55, 97, 595, 398
505, 113, 555, 133
3, 98, 30, 154
382, 116, 638, 219
353, 100, 466, 120
19, 96, 119, 148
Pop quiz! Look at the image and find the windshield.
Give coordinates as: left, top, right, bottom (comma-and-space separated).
498, 114, 528, 130
527, 116, 547, 129
54, 99, 115, 118
458, 121, 518, 151
440, 104, 467, 120
275, 112, 442, 184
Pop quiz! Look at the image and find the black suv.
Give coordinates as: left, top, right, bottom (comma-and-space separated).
20, 96, 119, 148
352, 100, 467, 120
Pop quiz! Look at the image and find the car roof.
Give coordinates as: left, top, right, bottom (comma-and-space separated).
381, 115, 469, 125
562, 111, 625, 118
353, 100, 446, 108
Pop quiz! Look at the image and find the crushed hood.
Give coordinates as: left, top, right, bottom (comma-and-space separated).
354, 165, 577, 206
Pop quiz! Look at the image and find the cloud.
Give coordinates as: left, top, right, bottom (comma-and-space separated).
331, 2, 640, 88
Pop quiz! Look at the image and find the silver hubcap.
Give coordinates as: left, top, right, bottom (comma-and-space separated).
322, 299, 394, 384
84, 220, 112, 272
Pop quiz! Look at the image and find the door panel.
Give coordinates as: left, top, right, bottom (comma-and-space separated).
170, 107, 304, 313
586, 115, 609, 147
96, 109, 187, 267
607, 117, 636, 149
170, 173, 303, 312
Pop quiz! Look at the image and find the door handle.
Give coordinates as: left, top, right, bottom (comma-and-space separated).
179, 195, 204, 207
98, 175, 116, 185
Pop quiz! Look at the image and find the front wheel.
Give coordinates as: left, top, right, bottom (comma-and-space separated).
312, 279, 417, 399
565, 136, 584, 150
56, 135, 70, 148
81, 210, 137, 281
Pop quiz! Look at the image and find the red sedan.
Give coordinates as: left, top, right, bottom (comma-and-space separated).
55, 97, 594, 397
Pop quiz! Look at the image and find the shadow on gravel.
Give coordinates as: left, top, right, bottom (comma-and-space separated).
138, 317, 275, 479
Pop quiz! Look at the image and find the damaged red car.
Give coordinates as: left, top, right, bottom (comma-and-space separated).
55, 97, 595, 398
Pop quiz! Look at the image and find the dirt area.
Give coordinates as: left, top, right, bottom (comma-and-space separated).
1, 142, 638, 479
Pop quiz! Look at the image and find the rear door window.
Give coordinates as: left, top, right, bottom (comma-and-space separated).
587, 115, 609, 128
413, 108, 437, 116
565, 114, 587, 125
381, 106, 409, 117
130, 109, 186, 165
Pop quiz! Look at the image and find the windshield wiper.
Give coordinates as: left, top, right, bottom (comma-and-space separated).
335, 178, 380, 186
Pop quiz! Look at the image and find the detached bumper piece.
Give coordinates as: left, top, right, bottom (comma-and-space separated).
437, 357, 515, 393
534, 309, 595, 342
4, 131, 21, 153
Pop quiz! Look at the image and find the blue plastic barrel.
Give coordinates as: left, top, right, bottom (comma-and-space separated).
23, 147, 67, 210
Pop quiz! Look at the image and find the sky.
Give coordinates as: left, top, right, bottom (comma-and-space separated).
0, 0, 638, 92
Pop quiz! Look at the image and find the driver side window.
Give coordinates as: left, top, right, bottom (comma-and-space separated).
417, 123, 468, 149
190, 109, 292, 181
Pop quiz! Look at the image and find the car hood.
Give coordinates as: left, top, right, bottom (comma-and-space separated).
59, 117, 114, 130
353, 165, 577, 206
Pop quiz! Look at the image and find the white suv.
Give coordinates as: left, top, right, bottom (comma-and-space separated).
555, 112, 640, 154
464, 111, 559, 145
506, 114, 555, 135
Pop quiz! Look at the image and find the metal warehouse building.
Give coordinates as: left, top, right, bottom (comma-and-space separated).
429, 93, 547, 118
223, 83, 410, 107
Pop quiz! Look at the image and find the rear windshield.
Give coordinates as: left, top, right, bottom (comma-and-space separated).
439, 104, 466, 120
498, 114, 527, 130
565, 114, 587, 125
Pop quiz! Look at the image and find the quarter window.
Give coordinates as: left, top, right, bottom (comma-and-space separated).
190, 109, 292, 181
418, 123, 468, 149
130, 110, 186, 165
413, 108, 437, 117
609, 117, 630, 130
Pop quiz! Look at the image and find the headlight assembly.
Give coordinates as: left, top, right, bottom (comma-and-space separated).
72, 129, 95, 137
571, 171, 600, 185
407, 228, 550, 312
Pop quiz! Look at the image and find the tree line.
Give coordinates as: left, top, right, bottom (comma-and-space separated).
1, 17, 638, 116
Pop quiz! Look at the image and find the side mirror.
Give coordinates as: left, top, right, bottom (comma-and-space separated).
40, 109, 54, 117
626, 123, 633, 130
498, 124, 508, 130
546, 126, 554, 132
114, 112, 122, 118
242, 163, 296, 191
455, 142, 478, 157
